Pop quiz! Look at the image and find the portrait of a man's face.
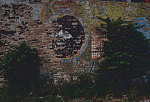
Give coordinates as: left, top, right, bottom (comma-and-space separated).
50, 15, 85, 59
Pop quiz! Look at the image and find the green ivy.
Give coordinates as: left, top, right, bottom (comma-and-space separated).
0, 41, 41, 95
96, 17, 150, 95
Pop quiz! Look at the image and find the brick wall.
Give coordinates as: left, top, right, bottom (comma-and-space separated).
0, 0, 150, 75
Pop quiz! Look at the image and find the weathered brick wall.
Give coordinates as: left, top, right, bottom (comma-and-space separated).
0, 0, 150, 77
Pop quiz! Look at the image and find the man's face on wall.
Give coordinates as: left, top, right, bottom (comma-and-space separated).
50, 15, 85, 59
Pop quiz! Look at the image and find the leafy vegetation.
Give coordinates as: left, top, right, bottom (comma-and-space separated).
95, 17, 150, 96
59, 73, 94, 101
0, 41, 41, 95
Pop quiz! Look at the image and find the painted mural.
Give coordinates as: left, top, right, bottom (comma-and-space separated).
0, 0, 150, 76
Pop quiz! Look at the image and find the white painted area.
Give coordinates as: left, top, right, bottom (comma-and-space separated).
30, 4, 42, 20
84, 1, 92, 18
10, 24, 16, 31
125, 5, 133, 12
57, 30, 73, 40
72, 22, 78, 25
